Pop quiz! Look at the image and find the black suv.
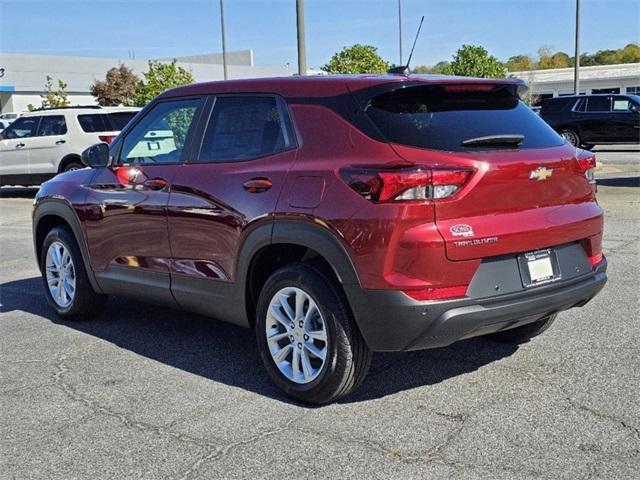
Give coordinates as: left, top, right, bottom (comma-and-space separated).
540, 94, 640, 149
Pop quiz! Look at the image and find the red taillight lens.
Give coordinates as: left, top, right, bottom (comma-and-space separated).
588, 253, 603, 266
576, 153, 596, 184
99, 135, 116, 145
341, 166, 473, 203
403, 285, 468, 301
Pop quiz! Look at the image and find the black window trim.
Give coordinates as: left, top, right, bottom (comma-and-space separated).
190, 93, 298, 165
112, 95, 207, 166
580, 95, 613, 114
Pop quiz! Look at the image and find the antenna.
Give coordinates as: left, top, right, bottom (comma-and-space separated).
388, 15, 424, 75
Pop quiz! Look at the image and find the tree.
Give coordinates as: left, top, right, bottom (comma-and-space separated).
537, 47, 571, 69
442, 45, 506, 78
413, 61, 451, 74
133, 60, 194, 106
39, 75, 70, 109
91, 64, 139, 106
505, 54, 536, 72
322, 44, 390, 74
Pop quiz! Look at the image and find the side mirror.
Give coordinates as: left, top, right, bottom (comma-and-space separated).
81, 143, 110, 168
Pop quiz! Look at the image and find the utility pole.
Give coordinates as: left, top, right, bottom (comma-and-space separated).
574, 0, 580, 94
296, 0, 307, 76
398, 0, 403, 65
220, 0, 228, 80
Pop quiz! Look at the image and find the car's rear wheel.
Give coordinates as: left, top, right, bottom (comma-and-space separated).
256, 263, 371, 404
40, 226, 107, 319
63, 161, 84, 172
486, 313, 557, 344
581, 143, 595, 151
560, 129, 580, 147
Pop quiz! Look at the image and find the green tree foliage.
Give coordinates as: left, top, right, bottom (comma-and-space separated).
91, 64, 139, 106
322, 44, 390, 74
413, 61, 451, 74
505, 54, 536, 72
39, 75, 70, 109
442, 45, 506, 78
133, 60, 194, 106
537, 47, 572, 69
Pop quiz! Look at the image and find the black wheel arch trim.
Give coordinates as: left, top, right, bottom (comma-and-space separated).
32, 198, 103, 293
57, 154, 83, 173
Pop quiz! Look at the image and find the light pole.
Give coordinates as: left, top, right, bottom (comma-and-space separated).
296, 0, 307, 76
574, 0, 580, 94
398, 0, 403, 65
220, 0, 228, 80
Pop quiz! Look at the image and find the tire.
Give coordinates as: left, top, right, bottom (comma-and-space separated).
40, 226, 107, 319
581, 144, 595, 151
485, 313, 557, 345
62, 161, 84, 172
256, 263, 371, 404
559, 129, 580, 147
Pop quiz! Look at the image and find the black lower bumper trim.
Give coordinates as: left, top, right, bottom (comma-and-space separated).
345, 261, 607, 352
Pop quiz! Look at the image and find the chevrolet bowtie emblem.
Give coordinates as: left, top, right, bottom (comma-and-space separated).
529, 167, 553, 181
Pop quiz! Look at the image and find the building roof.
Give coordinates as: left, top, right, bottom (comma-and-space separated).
510, 63, 640, 83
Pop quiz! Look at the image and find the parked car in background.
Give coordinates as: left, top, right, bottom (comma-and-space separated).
0, 112, 21, 122
540, 94, 640, 149
32, 76, 606, 403
0, 105, 140, 186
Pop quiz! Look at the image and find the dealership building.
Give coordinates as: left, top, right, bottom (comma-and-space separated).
0, 51, 292, 114
510, 63, 640, 104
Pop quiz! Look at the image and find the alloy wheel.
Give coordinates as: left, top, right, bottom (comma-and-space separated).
265, 287, 328, 384
45, 241, 76, 308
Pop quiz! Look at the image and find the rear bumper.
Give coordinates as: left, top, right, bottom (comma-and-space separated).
345, 260, 607, 352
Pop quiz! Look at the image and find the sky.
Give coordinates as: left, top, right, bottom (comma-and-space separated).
1, 0, 638, 69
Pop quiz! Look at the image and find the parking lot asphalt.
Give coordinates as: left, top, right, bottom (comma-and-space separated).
1, 146, 639, 479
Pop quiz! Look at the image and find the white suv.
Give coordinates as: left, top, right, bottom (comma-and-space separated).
0, 106, 140, 186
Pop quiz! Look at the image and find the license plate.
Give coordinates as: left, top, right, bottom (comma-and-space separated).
518, 249, 561, 287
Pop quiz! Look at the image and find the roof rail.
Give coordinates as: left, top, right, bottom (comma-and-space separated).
29, 105, 102, 112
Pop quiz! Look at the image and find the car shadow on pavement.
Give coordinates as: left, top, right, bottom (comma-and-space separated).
596, 176, 640, 187
0, 187, 39, 198
0, 276, 518, 405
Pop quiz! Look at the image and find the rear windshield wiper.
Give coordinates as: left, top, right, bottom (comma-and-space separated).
461, 134, 524, 148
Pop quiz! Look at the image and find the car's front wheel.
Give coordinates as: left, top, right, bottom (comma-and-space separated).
63, 161, 84, 172
559, 129, 580, 147
40, 226, 107, 319
256, 263, 371, 404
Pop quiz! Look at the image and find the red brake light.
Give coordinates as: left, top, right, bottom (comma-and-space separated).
99, 135, 116, 145
576, 152, 596, 183
588, 253, 603, 266
403, 285, 468, 301
442, 84, 496, 93
341, 166, 473, 203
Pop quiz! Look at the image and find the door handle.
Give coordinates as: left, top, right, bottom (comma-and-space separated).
55, 139, 66, 145
243, 177, 273, 193
16, 142, 25, 148
143, 177, 168, 190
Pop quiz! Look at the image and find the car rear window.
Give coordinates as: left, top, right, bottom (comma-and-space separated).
78, 112, 137, 132
365, 85, 564, 151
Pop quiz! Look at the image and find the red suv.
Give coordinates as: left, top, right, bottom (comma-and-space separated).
33, 75, 607, 403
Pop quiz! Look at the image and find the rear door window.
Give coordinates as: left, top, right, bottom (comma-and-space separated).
197, 96, 294, 163
36, 115, 67, 136
365, 85, 564, 151
585, 96, 611, 112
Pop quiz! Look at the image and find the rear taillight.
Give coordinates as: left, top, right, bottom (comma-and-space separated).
576, 153, 596, 184
99, 135, 116, 145
341, 166, 474, 203
582, 235, 603, 267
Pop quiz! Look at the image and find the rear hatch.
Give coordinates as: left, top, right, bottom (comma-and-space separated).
363, 81, 602, 261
